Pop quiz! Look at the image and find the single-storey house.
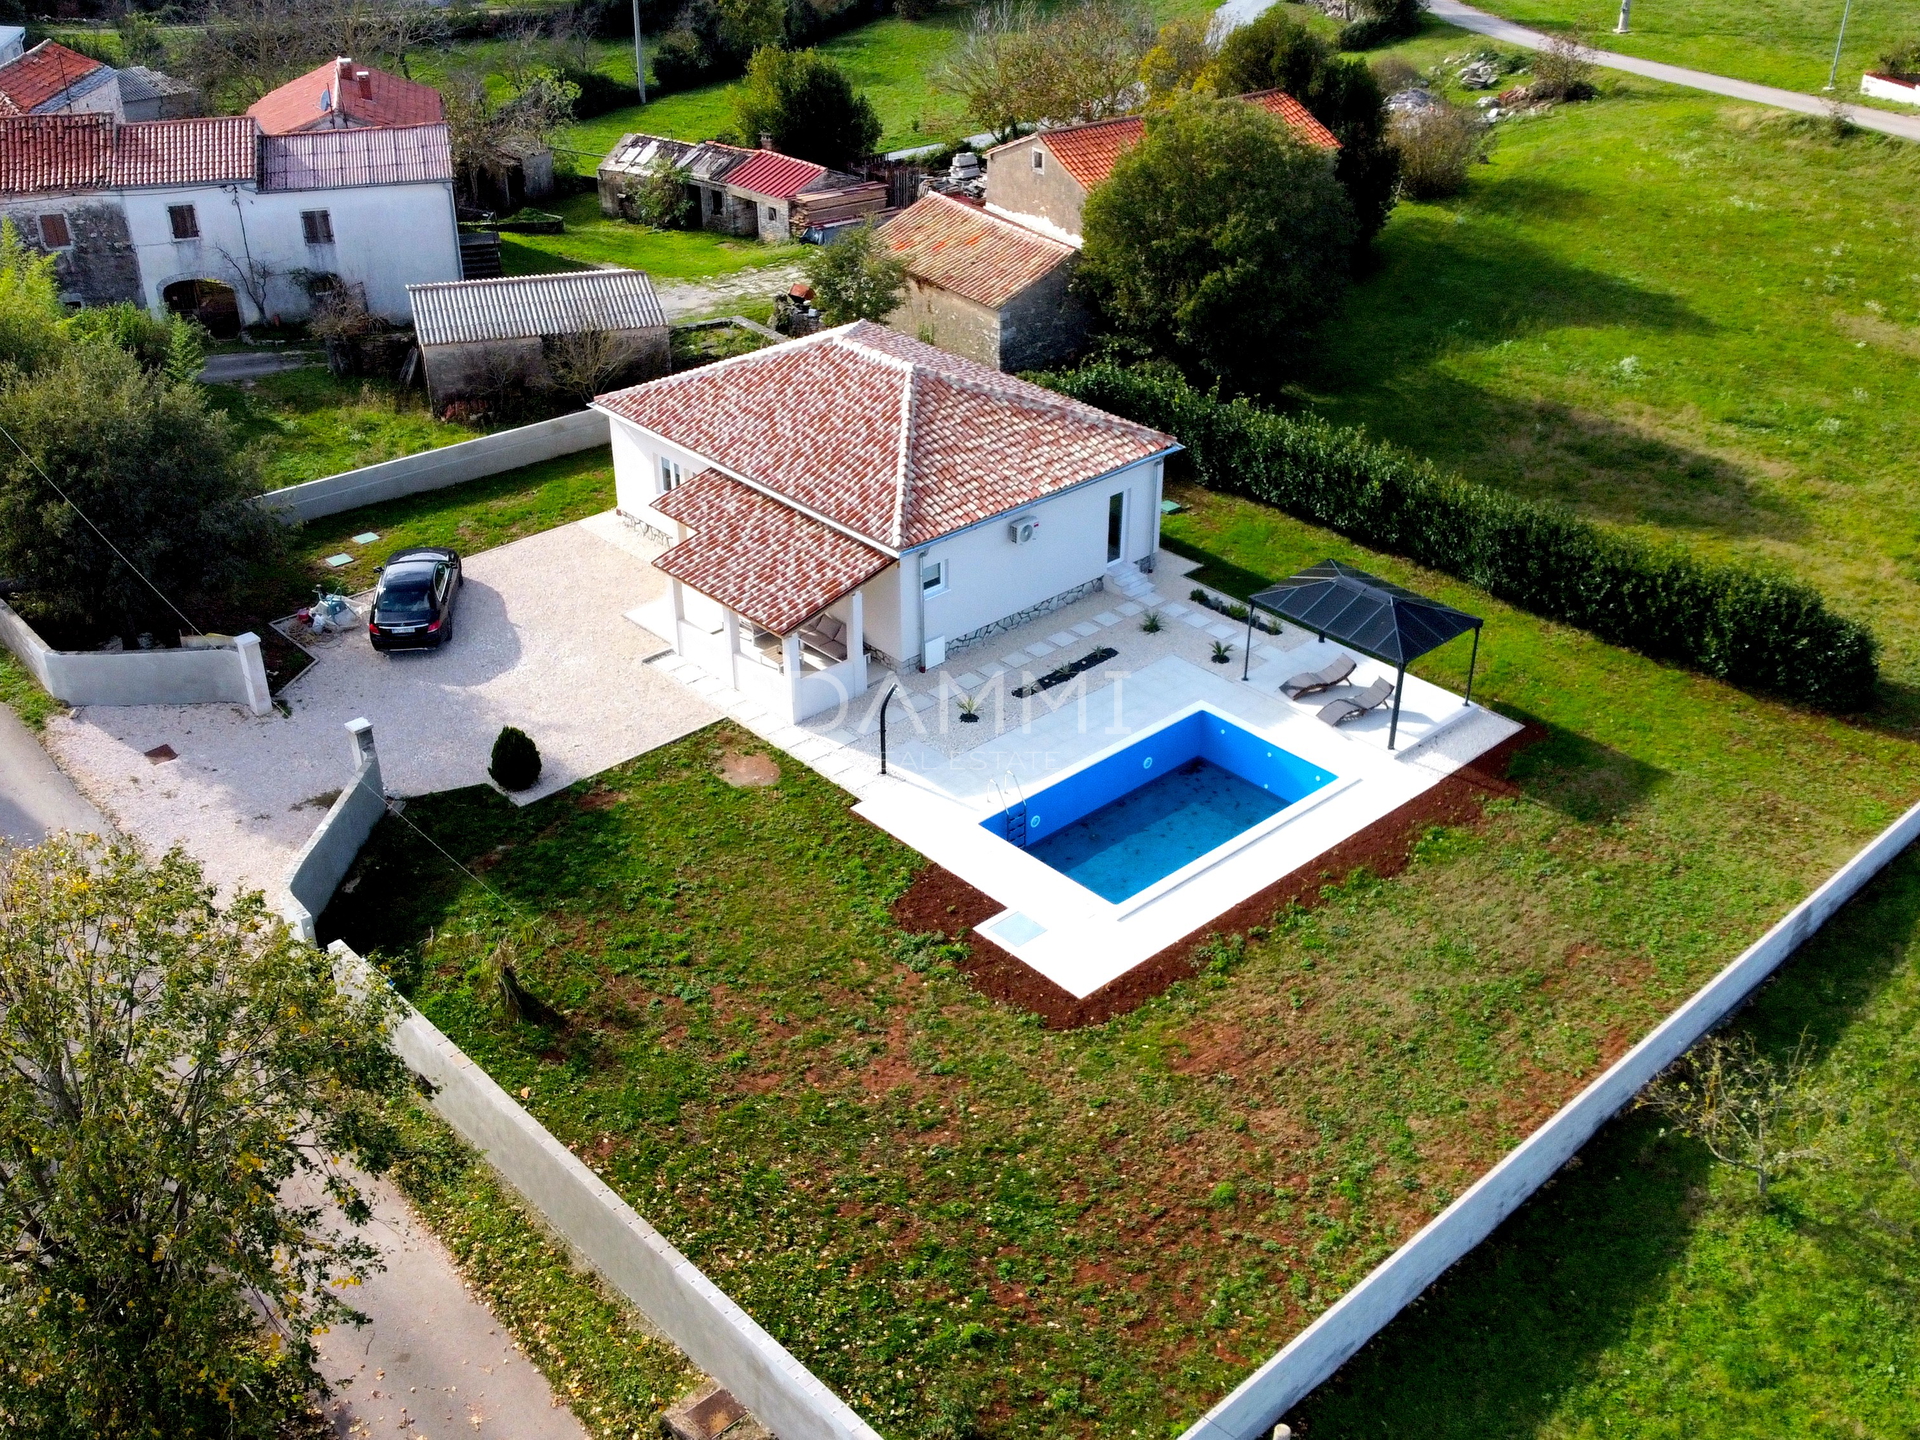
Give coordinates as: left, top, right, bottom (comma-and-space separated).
116, 66, 200, 122
409, 268, 669, 410
0, 112, 460, 328
1861, 71, 1920, 106
596, 131, 884, 242
0, 40, 123, 119
984, 89, 1340, 244
593, 320, 1178, 723
246, 56, 444, 133
878, 191, 1087, 372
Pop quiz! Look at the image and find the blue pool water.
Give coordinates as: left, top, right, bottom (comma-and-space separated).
985, 711, 1337, 904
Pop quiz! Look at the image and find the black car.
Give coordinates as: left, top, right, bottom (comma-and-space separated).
369, 547, 461, 652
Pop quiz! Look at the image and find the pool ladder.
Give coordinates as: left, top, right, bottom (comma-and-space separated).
993, 774, 1031, 849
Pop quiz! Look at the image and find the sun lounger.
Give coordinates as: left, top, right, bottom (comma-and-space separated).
1317, 676, 1394, 727
1280, 652, 1355, 698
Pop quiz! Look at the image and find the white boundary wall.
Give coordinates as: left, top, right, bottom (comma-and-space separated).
329, 940, 884, 1440
283, 718, 387, 944
1182, 795, 1920, 1440
0, 600, 272, 716
259, 410, 609, 524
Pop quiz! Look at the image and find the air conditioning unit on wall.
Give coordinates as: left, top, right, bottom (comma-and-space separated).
1008, 515, 1039, 545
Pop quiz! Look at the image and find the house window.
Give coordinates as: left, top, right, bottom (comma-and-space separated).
709, 189, 723, 215
167, 204, 199, 240
1031, 148, 1044, 173
37, 213, 70, 249
921, 559, 948, 598
765, 205, 777, 222
301, 209, 334, 245
657, 456, 682, 495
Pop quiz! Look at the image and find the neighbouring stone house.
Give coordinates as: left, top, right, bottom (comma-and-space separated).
878, 191, 1087, 372
596, 131, 884, 242
984, 89, 1340, 244
409, 269, 669, 411
594, 321, 1178, 721
116, 66, 200, 122
0, 111, 460, 329
0, 40, 123, 120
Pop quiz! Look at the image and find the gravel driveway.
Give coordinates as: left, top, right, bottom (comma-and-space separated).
46, 514, 716, 901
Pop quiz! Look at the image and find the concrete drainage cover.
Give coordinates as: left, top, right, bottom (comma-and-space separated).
663, 1381, 771, 1440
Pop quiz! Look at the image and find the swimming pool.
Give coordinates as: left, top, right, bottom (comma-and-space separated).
982, 709, 1339, 906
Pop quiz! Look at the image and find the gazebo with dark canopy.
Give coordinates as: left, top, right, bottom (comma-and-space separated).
1241, 560, 1484, 750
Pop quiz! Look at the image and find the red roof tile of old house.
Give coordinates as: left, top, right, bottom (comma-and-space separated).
1026, 90, 1340, 191
0, 112, 110, 190
595, 320, 1175, 554
880, 192, 1075, 310
0, 113, 258, 193
0, 41, 108, 116
653, 469, 893, 634
247, 57, 443, 134
721, 148, 827, 200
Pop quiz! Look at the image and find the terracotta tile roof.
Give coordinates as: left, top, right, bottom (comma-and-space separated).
595, 321, 1176, 552
0, 41, 107, 115
247, 57, 444, 134
880, 192, 1074, 310
259, 122, 452, 190
653, 468, 891, 634
721, 149, 826, 200
1030, 90, 1340, 190
110, 116, 257, 187
0, 114, 258, 193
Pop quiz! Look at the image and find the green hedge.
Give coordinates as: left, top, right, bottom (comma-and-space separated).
1040, 364, 1878, 710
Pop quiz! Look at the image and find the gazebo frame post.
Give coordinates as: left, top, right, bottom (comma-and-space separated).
1241, 605, 1258, 681
1388, 663, 1406, 750
1464, 625, 1480, 707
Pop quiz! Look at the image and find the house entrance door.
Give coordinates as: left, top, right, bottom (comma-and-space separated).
1107, 491, 1126, 563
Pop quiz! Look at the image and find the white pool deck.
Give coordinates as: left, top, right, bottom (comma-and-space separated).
634, 547, 1522, 999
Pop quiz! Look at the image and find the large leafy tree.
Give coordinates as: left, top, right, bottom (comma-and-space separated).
1209, 6, 1399, 248
803, 220, 908, 325
1078, 92, 1354, 388
732, 46, 882, 170
934, 0, 1153, 139
0, 838, 410, 1438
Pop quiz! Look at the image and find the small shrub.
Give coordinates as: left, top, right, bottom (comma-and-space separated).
1141, 610, 1163, 633
1390, 101, 1494, 199
1370, 56, 1423, 93
1878, 38, 1920, 76
489, 725, 542, 791
1337, 0, 1427, 51
1532, 33, 1597, 100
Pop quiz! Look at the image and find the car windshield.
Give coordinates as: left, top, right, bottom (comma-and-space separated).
376, 568, 435, 622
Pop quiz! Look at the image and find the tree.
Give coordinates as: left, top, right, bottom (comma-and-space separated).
0, 837, 409, 1438
181, 0, 445, 108
1388, 98, 1493, 198
1078, 92, 1354, 387
1641, 1032, 1830, 1200
442, 67, 580, 205
1209, 5, 1399, 248
1140, 14, 1222, 103
732, 47, 882, 170
0, 222, 68, 377
934, 0, 1152, 135
803, 220, 907, 324
0, 340, 284, 640
619, 156, 694, 228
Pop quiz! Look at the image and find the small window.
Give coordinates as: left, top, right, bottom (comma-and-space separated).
167, 204, 199, 240
37, 213, 70, 249
300, 209, 334, 245
921, 559, 947, 597
709, 189, 723, 215
1031, 148, 1044, 173
657, 456, 682, 495
765, 205, 777, 222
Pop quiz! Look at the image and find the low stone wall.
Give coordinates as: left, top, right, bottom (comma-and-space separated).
331, 940, 884, 1440
259, 409, 610, 524
283, 718, 387, 944
0, 600, 272, 716
1181, 795, 1920, 1440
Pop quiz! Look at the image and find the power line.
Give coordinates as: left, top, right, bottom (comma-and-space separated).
0, 422, 203, 637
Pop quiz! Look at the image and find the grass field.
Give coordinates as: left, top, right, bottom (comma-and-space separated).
0, 651, 58, 730
321, 477, 1920, 1440
1291, 42, 1920, 699
1465, 0, 1914, 96
497, 190, 803, 277
208, 367, 483, 490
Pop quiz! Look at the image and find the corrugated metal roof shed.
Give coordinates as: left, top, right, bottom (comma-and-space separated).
260, 122, 452, 190
409, 268, 667, 347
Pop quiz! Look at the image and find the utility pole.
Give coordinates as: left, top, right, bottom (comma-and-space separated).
1614, 0, 1630, 33
632, 0, 646, 104
1825, 0, 1854, 90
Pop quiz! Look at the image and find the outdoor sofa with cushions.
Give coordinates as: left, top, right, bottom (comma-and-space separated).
1281, 652, 1356, 698
798, 613, 848, 662
1318, 676, 1394, 727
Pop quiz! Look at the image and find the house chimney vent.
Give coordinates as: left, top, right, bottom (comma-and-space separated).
758, 132, 773, 150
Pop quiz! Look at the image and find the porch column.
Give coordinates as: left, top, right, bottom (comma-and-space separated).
848, 589, 868, 696
722, 608, 742, 689
669, 577, 688, 657
783, 631, 804, 723
900, 552, 924, 671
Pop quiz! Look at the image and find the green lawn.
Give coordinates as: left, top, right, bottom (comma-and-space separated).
498, 190, 802, 278
322, 482, 1920, 1440
1293, 47, 1920, 701
209, 367, 483, 491
1465, 0, 1914, 96
0, 651, 59, 731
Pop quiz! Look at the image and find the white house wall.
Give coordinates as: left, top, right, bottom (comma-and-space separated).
120, 179, 460, 323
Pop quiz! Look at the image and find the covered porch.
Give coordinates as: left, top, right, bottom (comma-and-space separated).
649, 470, 892, 724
